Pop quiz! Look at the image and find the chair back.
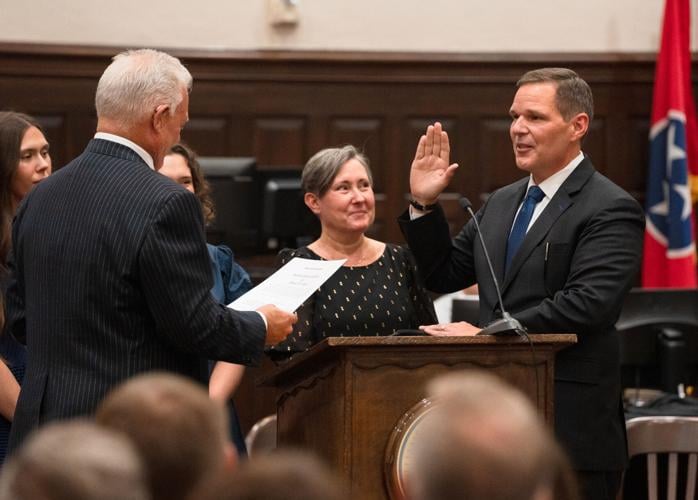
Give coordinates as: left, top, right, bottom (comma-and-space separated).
625, 416, 698, 500
245, 414, 277, 457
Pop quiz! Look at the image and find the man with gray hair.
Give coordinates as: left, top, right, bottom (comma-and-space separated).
407, 371, 578, 500
0, 419, 149, 500
4, 49, 296, 451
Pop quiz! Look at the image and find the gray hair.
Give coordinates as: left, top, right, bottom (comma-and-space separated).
517, 67, 594, 124
302, 145, 372, 197
409, 371, 575, 500
0, 419, 149, 500
95, 48, 192, 127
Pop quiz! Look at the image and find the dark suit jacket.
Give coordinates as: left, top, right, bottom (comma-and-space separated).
399, 158, 645, 471
4, 139, 266, 450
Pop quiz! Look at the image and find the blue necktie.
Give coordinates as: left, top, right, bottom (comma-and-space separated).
505, 185, 545, 274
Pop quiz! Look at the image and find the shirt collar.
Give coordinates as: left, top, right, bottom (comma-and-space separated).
94, 132, 155, 170
527, 151, 584, 200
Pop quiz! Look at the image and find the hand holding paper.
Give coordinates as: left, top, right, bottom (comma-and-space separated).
257, 304, 297, 345
228, 257, 346, 313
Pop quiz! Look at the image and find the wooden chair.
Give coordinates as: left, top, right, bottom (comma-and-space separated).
244, 414, 277, 457
624, 416, 698, 500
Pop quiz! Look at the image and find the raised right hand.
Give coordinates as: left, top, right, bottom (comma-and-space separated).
257, 304, 297, 346
409, 122, 459, 205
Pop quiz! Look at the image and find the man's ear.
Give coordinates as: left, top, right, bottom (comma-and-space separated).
304, 192, 321, 214
152, 104, 170, 132
569, 112, 589, 142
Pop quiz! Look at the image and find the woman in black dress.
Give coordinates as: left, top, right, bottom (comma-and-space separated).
268, 146, 436, 360
0, 111, 52, 464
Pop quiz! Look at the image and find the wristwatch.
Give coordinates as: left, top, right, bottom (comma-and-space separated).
409, 199, 438, 211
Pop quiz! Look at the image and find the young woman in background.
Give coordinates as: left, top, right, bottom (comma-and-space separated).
0, 111, 52, 464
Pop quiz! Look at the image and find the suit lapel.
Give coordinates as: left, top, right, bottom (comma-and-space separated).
486, 181, 528, 285
501, 159, 596, 293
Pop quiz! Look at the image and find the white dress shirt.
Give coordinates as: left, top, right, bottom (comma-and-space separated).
94, 132, 155, 170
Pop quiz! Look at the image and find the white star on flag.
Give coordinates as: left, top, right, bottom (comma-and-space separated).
649, 181, 670, 216
666, 122, 687, 171
650, 120, 691, 220
674, 182, 692, 220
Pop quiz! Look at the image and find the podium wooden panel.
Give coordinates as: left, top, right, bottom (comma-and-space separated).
263, 334, 576, 499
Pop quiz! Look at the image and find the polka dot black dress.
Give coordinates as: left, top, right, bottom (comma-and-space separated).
268, 244, 436, 360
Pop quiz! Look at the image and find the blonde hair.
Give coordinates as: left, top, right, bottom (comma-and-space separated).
0, 419, 148, 500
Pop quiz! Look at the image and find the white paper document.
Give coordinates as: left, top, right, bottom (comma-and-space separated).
228, 257, 346, 313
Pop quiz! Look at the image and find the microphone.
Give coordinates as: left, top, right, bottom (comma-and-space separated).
458, 197, 527, 337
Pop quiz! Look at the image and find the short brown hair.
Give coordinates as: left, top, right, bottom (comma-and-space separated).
196, 449, 349, 500
302, 145, 372, 197
95, 372, 229, 500
517, 67, 594, 123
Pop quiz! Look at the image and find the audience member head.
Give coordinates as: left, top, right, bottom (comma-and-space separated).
301, 145, 374, 235
0, 419, 148, 500
95, 49, 192, 168
160, 143, 215, 224
0, 111, 51, 272
195, 449, 348, 500
95, 372, 234, 500
407, 370, 578, 500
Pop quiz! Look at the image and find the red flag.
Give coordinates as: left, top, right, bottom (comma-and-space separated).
642, 0, 698, 287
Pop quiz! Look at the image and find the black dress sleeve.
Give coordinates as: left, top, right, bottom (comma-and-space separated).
401, 245, 438, 326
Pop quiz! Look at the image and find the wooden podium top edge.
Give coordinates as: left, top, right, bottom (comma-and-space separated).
260, 333, 576, 386
323, 333, 577, 347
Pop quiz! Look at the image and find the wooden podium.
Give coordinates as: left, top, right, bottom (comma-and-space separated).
263, 334, 576, 499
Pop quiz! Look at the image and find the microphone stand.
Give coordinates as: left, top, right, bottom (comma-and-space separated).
459, 196, 538, 397
458, 197, 527, 337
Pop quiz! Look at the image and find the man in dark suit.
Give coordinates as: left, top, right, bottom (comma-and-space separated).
399, 68, 644, 500
3, 49, 296, 450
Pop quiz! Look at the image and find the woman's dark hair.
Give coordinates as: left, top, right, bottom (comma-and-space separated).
0, 111, 44, 274
168, 143, 215, 226
0, 111, 44, 332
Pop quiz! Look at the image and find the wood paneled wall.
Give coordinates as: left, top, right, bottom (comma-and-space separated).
2, 43, 698, 434
3, 44, 692, 246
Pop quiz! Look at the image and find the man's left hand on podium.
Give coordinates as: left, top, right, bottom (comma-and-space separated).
419, 322, 480, 337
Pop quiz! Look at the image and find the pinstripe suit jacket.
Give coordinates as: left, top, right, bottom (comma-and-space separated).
4, 139, 266, 450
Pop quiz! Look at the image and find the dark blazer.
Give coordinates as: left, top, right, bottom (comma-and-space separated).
399, 158, 645, 471
4, 139, 266, 450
